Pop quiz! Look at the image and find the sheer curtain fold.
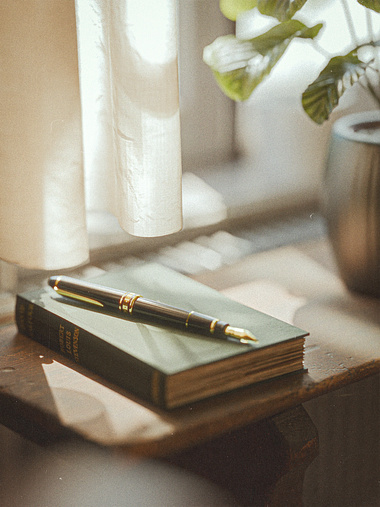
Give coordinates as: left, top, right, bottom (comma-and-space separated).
0, 0, 182, 270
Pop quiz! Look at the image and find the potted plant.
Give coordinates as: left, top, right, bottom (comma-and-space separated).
203, 0, 380, 297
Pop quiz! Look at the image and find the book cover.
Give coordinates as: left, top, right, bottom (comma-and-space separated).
15, 263, 307, 409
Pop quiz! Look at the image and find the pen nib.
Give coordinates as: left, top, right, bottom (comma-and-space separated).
224, 326, 258, 344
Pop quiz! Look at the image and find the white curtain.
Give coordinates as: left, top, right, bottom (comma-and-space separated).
0, 0, 182, 270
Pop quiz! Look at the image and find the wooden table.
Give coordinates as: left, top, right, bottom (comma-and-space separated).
1, 239, 379, 505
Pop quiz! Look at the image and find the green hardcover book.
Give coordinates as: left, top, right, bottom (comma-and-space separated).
15, 263, 307, 409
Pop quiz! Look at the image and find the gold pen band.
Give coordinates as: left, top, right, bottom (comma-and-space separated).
186, 312, 220, 335
209, 318, 218, 334
119, 292, 141, 314
185, 311, 194, 328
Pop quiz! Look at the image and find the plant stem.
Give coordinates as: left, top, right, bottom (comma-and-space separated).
312, 40, 331, 60
366, 9, 374, 43
340, 0, 359, 46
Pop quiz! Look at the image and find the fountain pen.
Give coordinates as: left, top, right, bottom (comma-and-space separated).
48, 275, 258, 344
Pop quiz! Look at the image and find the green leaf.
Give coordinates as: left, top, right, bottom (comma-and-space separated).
219, 0, 258, 21
207, 38, 288, 101
302, 51, 370, 124
257, 0, 309, 21
357, 0, 380, 12
203, 20, 322, 101
249, 19, 322, 54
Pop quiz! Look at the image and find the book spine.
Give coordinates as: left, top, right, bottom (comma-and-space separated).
15, 294, 167, 408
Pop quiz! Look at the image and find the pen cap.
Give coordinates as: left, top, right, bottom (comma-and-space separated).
49, 276, 124, 309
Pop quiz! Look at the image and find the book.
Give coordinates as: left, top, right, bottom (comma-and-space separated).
15, 263, 307, 409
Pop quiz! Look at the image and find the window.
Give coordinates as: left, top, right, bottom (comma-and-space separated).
5, 1, 373, 292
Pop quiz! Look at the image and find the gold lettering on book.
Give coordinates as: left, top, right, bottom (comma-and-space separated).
59, 324, 65, 354
65, 329, 72, 355
72, 327, 80, 362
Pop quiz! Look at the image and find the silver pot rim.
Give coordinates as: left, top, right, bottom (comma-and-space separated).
333, 110, 380, 146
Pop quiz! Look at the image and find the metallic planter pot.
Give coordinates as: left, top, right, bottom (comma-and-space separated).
323, 111, 380, 297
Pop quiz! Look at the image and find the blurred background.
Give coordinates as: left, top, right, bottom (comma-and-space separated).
0, 1, 379, 505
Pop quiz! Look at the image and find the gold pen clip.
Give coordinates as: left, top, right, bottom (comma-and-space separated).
53, 285, 104, 308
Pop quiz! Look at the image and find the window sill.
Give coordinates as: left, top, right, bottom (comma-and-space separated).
88, 156, 320, 260
0, 156, 323, 297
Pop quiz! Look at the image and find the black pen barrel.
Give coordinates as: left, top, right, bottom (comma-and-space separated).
49, 276, 229, 337
131, 298, 229, 337
48, 275, 256, 343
